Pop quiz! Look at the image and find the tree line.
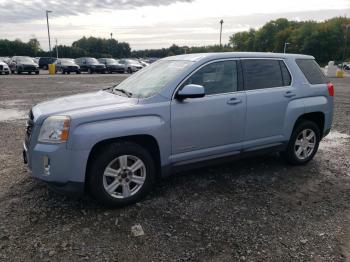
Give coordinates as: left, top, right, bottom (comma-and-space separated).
0, 16, 349, 64
0, 36, 131, 58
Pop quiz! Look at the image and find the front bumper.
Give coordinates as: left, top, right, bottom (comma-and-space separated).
0, 68, 10, 74
23, 141, 89, 195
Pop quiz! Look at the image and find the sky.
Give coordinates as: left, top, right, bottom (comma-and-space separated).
0, 0, 349, 50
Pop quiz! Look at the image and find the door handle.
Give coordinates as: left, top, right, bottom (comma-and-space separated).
227, 97, 242, 105
284, 91, 296, 98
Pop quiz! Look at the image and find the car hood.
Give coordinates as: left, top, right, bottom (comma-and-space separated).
32, 90, 138, 123
0, 61, 8, 66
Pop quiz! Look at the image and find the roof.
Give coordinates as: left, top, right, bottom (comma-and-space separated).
164, 52, 314, 62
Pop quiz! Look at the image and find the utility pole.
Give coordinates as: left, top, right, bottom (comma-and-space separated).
46, 10, 53, 62
55, 39, 58, 59
343, 24, 350, 63
219, 19, 224, 47
284, 42, 290, 53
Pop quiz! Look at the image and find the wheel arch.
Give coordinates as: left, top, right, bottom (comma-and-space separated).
293, 112, 325, 136
86, 134, 162, 182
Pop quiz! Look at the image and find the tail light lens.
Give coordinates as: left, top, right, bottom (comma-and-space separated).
327, 82, 334, 97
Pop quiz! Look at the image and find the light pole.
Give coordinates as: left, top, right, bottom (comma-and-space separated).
219, 19, 224, 47
55, 39, 58, 59
46, 10, 53, 62
284, 42, 290, 53
342, 24, 350, 64
110, 33, 113, 57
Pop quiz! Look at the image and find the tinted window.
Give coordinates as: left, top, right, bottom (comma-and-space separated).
296, 59, 327, 84
183, 60, 238, 95
242, 59, 284, 90
279, 61, 291, 86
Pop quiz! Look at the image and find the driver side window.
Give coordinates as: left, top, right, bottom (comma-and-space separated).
183, 60, 238, 95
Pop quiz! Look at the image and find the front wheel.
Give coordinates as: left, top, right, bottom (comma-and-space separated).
87, 142, 156, 207
283, 120, 321, 165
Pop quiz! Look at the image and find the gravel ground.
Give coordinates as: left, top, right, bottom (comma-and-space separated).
0, 72, 349, 261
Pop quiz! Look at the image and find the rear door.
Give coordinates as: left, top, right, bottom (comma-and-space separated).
241, 59, 294, 148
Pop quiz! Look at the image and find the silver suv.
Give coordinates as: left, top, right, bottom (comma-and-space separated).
23, 52, 333, 206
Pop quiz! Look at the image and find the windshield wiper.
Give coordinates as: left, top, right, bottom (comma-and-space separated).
113, 88, 133, 98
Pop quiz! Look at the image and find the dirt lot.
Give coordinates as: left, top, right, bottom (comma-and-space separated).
0, 72, 349, 261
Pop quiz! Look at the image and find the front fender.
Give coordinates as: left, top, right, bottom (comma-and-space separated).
67, 115, 171, 165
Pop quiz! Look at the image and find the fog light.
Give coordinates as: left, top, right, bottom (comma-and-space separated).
43, 156, 51, 176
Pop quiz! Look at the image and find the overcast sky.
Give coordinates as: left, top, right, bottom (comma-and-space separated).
0, 0, 349, 50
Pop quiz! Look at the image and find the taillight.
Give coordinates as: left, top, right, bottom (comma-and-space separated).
327, 82, 334, 97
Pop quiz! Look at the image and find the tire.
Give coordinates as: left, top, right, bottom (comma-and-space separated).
35, 71, 39, 75
88, 68, 93, 74
5, 72, 9, 75
77, 71, 81, 74
67, 71, 71, 74
127, 67, 132, 74
283, 120, 321, 165
87, 141, 156, 207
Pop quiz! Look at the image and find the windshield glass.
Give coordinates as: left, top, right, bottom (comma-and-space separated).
112, 60, 193, 98
60, 59, 75, 65
126, 59, 141, 65
17, 57, 34, 63
105, 59, 117, 64
86, 58, 99, 64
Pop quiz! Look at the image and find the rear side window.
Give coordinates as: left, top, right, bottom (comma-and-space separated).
296, 59, 327, 84
242, 59, 288, 90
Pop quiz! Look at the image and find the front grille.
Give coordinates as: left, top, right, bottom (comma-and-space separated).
23, 65, 36, 71
0, 65, 3, 70
24, 109, 34, 147
68, 66, 77, 70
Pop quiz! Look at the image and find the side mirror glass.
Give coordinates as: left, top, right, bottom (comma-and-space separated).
176, 84, 205, 100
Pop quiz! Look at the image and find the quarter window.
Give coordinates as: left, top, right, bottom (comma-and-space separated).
242, 59, 288, 90
295, 59, 327, 85
183, 60, 238, 95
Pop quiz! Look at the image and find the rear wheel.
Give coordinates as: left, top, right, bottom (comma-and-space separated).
127, 67, 132, 74
283, 120, 321, 165
87, 142, 156, 207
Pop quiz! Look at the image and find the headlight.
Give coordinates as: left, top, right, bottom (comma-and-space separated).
38, 116, 70, 143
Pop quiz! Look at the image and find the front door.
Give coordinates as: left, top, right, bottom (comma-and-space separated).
170, 60, 246, 164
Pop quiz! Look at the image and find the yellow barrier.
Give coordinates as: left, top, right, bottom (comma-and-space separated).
48, 64, 56, 75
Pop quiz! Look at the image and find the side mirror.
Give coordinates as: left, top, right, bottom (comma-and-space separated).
176, 84, 205, 100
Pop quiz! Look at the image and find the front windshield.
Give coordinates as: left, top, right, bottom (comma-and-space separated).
112, 60, 193, 98
105, 59, 117, 64
86, 58, 99, 64
60, 59, 75, 65
17, 57, 34, 63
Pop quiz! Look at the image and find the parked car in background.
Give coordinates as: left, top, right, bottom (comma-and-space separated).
118, 59, 143, 73
98, 58, 125, 73
9, 56, 39, 74
38, 57, 57, 70
33, 57, 40, 64
343, 62, 350, 70
139, 60, 150, 67
23, 52, 333, 207
0, 57, 11, 65
54, 59, 81, 74
75, 57, 106, 74
0, 60, 10, 74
